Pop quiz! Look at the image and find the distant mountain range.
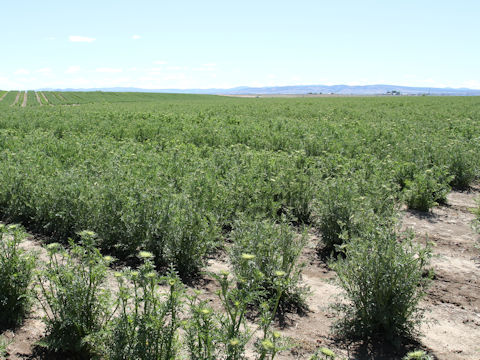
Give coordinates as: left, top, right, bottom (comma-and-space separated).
38, 84, 480, 96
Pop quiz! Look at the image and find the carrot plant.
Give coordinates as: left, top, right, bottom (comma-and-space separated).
36, 231, 115, 357
230, 219, 308, 309
331, 219, 432, 342
107, 253, 183, 360
0, 224, 36, 329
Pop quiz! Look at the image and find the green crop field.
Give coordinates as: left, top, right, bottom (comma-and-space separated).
0, 93, 479, 268
0, 92, 479, 358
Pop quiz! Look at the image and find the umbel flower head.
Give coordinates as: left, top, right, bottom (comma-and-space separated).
138, 251, 154, 260
241, 253, 255, 260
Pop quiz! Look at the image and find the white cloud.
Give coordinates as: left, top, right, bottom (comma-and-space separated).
202, 63, 216, 67
96, 68, 123, 73
153, 61, 167, 65
132, 35, 141, 40
69, 36, 96, 43
14, 69, 30, 75
65, 66, 81, 74
166, 66, 182, 70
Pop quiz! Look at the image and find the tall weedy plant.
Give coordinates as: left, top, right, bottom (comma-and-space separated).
230, 219, 308, 309
36, 231, 114, 357
0, 224, 36, 329
106, 252, 184, 360
331, 219, 432, 342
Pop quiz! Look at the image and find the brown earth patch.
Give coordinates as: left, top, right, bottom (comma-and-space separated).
34, 92, 42, 106
21, 92, 27, 107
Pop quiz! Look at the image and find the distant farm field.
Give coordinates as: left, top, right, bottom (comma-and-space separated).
0, 92, 479, 359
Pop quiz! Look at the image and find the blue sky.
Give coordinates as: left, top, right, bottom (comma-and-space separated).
1, 0, 479, 90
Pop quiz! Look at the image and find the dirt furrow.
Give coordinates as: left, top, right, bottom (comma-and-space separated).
35, 91, 42, 106
40, 92, 49, 104
21, 92, 27, 107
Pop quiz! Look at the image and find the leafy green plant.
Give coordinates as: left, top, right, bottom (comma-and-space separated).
106, 253, 183, 360
403, 350, 433, 360
0, 224, 36, 329
403, 167, 452, 212
185, 293, 218, 360
147, 193, 219, 280
0, 336, 9, 359
314, 178, 368, 254
211, 270, 258, 360
331, 221, 432, 342
254, 273, 292, 360
36, 231, 114, 357
230, 219, 308, 309
447, 148, 477, 190
474, 197, 480, 234
309, 347, 336, 359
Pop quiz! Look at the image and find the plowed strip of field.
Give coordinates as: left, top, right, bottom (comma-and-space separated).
21, 91, 27, 107
35, 92, 42, 105
0, 91, 8, 101
40, 92, 49, 104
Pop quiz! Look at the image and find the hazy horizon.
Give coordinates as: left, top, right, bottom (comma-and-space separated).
2, 1, 479, 90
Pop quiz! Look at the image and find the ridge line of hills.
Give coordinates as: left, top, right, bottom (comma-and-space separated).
37, 84, 480, 96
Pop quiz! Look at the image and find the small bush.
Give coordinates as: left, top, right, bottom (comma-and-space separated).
147, 193, 219, 279
36, 231, 114, 357
447, 149, 477, 190
0, 224, 36, 329
331, 221, 431, 342
106, 254, 183, 360
314, 179, 364, 253
403, 167, 452, 212
230, 219, 308, 309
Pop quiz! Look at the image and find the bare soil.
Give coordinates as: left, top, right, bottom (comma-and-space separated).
34, 92, 42, 106
0, 92, 8, 102
21, 92, 27, 107
2, 187, 479, 359
39, 93, 48, 105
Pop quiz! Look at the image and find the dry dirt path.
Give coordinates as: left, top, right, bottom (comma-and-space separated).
21, 92, 27, 107
39, 92, 48, 105
34, 92, 42, 106
2, 187, 479, 359
0, 91, 8, 102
